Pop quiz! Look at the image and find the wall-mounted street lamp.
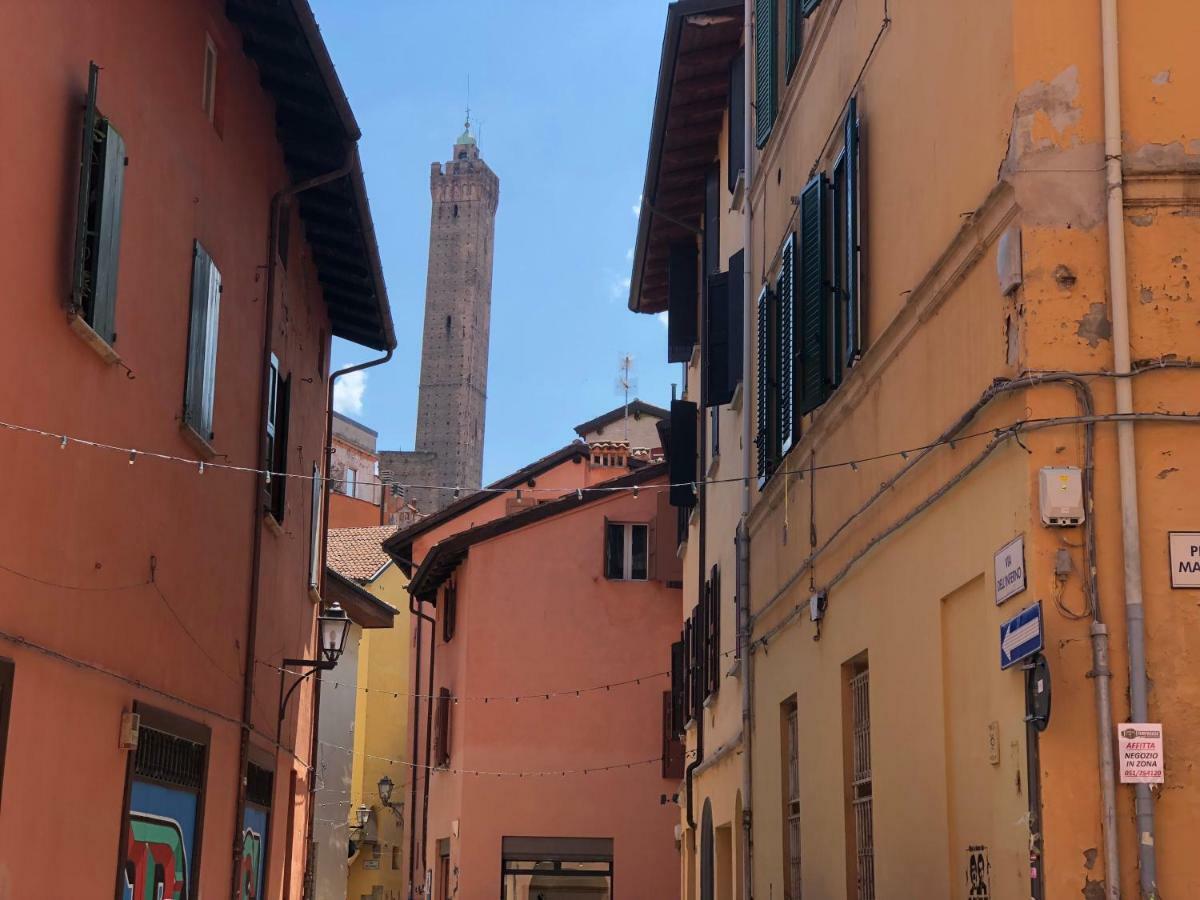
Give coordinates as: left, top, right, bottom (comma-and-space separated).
275, 602, 352, 742
377, 774, 404, 826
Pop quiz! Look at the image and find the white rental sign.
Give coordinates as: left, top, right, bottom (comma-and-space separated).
994, 535, 1026, 605
1169, 532, 1200, 588
1117, 723, 1164, 784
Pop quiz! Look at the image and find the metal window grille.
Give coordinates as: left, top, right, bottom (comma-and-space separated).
786, 703, 802, 899
133, 726, 205, 790
849, 668, 874, 900
246, 761, 273, 808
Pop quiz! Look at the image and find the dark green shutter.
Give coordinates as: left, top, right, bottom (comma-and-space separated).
754, 0, 776, 148
668, 400, 698, 508
70, 63, 100, 317
667, 242, 699, 363
705, 272, 731, 406
755, 286, 774, 480
844, 97, 862, 366
786, 0, 802, 79
777, 234, 796, 452
799, 176, 830, 415
728, 49, 745, 191
801, 0, 822, 14
727, 250, 745, 400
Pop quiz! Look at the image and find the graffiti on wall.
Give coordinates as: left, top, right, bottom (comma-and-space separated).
121, 781, 197, 900
239, 805, 269, 899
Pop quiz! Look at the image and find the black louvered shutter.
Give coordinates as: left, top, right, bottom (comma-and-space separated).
705, 272, 731, 406
799, 176, 830, 415
801, 0, 822, 14
663, 692, 685, 779
705, 167, 721, 276
755, 286, 774, 480
682, 619, 694, 724
691, 603, 706, 719
728, 49, 745, 191
708, 566, 721, 696
727, 250, 745, 399
754, 0, 776, 148
670, 639, 687, 734
777, 234, 796, 452
844, 97, 863, 366
667, 242, 699, 363
70, 62, 100, 317
269, 374, 290, 522
786, 0, 803, 78
668, 400, 698, 508
433, 688, 451, 768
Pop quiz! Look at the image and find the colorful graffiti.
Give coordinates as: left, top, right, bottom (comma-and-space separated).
239, 805, 269, 899
121, 780, 197, 900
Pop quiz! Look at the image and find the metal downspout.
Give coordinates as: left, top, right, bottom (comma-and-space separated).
233, 150, 356, 900
1098, 0, 1157, 894
420, 596, 438, 895
739, 1, 755, 897
407, 594, 436, 898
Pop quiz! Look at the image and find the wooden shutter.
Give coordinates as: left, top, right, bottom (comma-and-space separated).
433, 688, 451, 768
755, 286, 775, 480
91, 121, 126, 345
798, 177, 829, 415
682, 619, 694, 724
270, 374, 291, 521
728, 49, 745, 191
70, 63, 100, 317
801, 0, 822, 14
705, 272, 731, 406
647, 516, 658, 581
708, 566, 721, 696
667, 242, 700, 363
670, 639, 687, 734
705, 167, 721, 276
668, 400, 698, 508
185, 243, 221, 439
786, 0, 803, 79
690, 604, 706, 719
754, 0, 776, 148
727, 250, 745, 400
442, 580, 457, 643
777, 234, 796, 453
663, 692, 685, 779
844, 97, 863, 367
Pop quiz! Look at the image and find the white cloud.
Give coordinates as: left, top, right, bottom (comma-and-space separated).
333, 369, 367, 416
632, 194, 642, 217
656, 311, 669, 329
625, 246, 635, 261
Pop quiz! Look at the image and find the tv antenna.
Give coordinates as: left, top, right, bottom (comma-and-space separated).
615, 354, 637, 443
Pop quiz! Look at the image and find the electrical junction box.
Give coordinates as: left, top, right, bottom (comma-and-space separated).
809, 591, 827, 622
119, 711, 140, 751
1039, 467, 1084, 526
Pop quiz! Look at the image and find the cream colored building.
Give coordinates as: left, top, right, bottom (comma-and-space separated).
630, 0, 1200, 898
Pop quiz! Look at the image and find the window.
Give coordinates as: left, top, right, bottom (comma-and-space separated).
662, 691, 685, 779
755, 286, 777, 481
668, 399, 699, 508
728, 49, 745, 191
309, 463, 322, 590
202, 36, 218, 123
605, 523, 648, 581
0, 659, 13, 810
786, 0, 805, 80
705, 566, 721, 697
441, 579, 457, 643
755, 0, 777, 147
184, 242, 222, 440
265, 355, 291, 522
121, 707, 210, 900
783, 696, 801, 899
244, 760, 273, 900
845, 659, 874, 900
432, 688, 451, 768
70, 62, 126, 346
343, 467, 357, 497
500, 837, 613, 900
667, 242, 700, 363
391, 845, 401, 870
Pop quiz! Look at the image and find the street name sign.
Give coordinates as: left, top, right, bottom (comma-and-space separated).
1117, 723, 1164, 784
999, 602, 1043, 670
994, 535, 1026, 605
1169, 532, 1200, 588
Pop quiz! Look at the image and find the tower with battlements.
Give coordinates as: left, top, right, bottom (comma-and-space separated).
381, 121, 499, 515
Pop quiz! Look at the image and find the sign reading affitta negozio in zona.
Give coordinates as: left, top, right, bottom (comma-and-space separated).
1117, 723, 1164, 784
1168, 532, 1200, 588
994, 535, 1026, 605
999, 602, 1043, 670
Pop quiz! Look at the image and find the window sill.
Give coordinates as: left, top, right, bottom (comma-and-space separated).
726, 657, 742, 679
67, 313, 122, 366
179, 420, 217, 460
703, 691, 717, 710
684, 718, 697, 733
728, 381, 743, 413
707, 453, 720, 479
264, 512, 283, 538
730, 170, 746, 211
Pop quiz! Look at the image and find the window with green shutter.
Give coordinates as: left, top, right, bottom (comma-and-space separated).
786, 0, 804, 80
777, 234, 796, 453
755, 286, 776, 482
184, 242, 222, 440
801, 0, 823, 15
798, 176, 830, 415
754, 0, 776, 148
844, 97, 863, 368
70, 62, 126, 347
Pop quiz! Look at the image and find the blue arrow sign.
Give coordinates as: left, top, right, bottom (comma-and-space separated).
1000, 602, 1043, 670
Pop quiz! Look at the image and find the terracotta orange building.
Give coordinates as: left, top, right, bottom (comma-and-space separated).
384, 444, 683, 899
0, 1, 392, 897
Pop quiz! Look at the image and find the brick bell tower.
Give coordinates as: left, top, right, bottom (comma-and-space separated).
401, 118, 499, 513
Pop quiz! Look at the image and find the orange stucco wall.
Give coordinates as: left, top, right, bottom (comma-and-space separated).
405, 472, 682, 897
330, 492, 383, 529
0, 1, 338, 896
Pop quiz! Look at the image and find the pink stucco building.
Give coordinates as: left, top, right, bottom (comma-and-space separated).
384, 446, 683, 899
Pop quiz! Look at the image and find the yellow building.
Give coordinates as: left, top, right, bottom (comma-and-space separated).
631, 0, 1200, 898
319, 526, 413, 900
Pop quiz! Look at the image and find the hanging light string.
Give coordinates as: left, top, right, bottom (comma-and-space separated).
318, 740, 694, 780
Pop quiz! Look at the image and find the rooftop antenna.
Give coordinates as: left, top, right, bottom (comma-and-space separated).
615, 354, 637, 444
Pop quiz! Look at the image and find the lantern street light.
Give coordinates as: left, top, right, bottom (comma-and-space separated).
377, 774, 403, 826
276, 602, 353, 744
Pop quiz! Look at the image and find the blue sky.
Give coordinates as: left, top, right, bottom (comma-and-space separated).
314, 0, 675, 483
